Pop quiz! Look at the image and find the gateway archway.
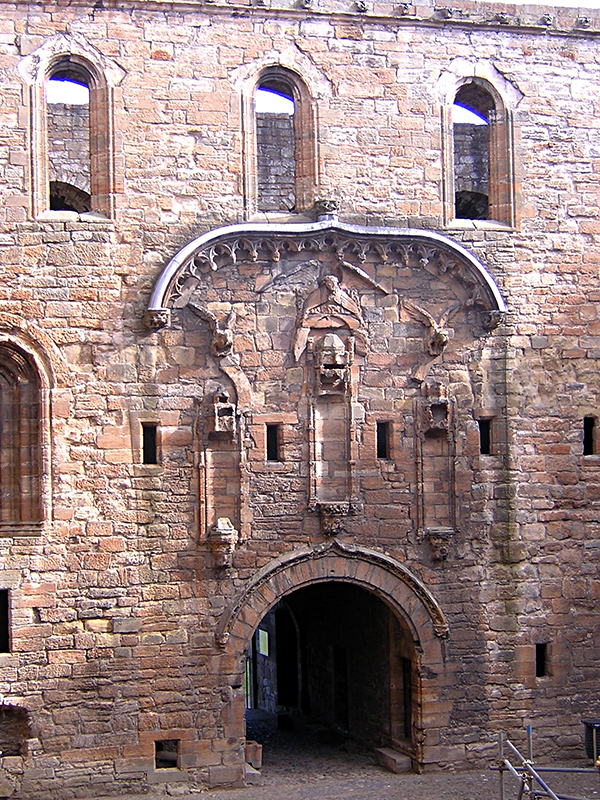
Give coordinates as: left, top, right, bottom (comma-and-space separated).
217, 541, 451, 771
245, 582, 416, 751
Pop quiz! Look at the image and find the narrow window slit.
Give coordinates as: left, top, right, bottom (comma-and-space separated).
535, 642, 548, 678
266, 424, 280, 462
583, 416, 595, 455
377, 422, 391, 460
0, 591, 10, 653
478, 419, 492, 455
155, 740, 179, 769
142, 423, 158, 465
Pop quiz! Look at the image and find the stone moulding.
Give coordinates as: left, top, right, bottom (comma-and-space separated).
147, 219, 507, 324
215, 538, 450, 648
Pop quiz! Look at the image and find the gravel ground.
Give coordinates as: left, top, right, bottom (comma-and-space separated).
102, 723, 600, 800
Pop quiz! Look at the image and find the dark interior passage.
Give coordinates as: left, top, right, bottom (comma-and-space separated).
245, 582, 414, 753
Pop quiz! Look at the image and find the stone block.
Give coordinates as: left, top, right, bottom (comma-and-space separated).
375, 748, 412, 774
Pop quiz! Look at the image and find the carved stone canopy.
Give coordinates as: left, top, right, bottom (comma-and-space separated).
147, 220, 507, 326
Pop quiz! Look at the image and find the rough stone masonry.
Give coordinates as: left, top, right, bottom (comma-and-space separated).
0, 0, 597, 796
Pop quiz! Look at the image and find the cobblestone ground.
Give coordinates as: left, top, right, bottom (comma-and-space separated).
104, 724, 600, 800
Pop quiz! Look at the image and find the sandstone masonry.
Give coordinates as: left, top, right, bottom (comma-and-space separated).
0, 0, 597, 796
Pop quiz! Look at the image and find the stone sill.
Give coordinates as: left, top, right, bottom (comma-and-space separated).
446, 219, 513, 232
0, 523, 42, 538
249, 211, 314, 225
147, 768, 188, 784
132, 464, 164, 477
35, 211, 113, 225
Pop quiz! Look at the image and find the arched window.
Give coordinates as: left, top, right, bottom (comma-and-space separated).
0, 345, 42, 532
47, 69, 92, 212
18, 36, 124, 219
446, 77, 516, 227
255, 82, 296, 212
453, 83, 492, 220
43, 58, 112, 216
243, 67, 317, 217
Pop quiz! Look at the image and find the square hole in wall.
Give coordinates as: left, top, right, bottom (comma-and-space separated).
155, 739, 179, 769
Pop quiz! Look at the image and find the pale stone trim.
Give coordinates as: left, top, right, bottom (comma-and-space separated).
437, 60, 523, 228
17, 34, 124, 219
148, 219, 507, 315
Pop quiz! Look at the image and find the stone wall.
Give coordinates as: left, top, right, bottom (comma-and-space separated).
0, 0, 596, 795
256, 112, 295, 212
47, 102, 90, 194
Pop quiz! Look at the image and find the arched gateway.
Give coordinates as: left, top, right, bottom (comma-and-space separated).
215, 540, 451, 772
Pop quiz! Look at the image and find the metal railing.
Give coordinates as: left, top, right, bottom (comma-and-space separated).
496, 728, 600, 800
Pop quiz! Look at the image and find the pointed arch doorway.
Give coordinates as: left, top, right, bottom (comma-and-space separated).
216, 541, 451, 776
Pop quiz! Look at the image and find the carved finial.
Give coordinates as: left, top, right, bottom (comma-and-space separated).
314, 199, 340, 221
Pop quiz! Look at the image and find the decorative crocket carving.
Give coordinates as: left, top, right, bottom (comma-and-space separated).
402, 300, 460, 382
188, 301, 235, 357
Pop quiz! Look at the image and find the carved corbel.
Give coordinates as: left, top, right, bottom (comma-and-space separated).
426, 528, 454, 561
144, 309, 171, 330
208, 517, 239, 569
481, 309, 505, 332
317, 502, 351, 536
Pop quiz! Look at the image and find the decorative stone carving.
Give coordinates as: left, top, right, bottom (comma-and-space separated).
294, 274, 365, 361
317, 501, 351, 535
188, 302, 235, 356
481, 309, 505, 331
206, 390, 236, 438
426, 528, 454, 561
416, 382, 452, 438
150, 224, 507, 335
208, 517, 239, 569
144, 308, 171, 330
402, 300, 460, 382
314, 198, 340, 219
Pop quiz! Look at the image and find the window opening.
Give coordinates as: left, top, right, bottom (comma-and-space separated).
478, 419, 492, 455
583, 416, 595, 456
46, 72, 92, 213
453, 83, 493, 221
0, 345, 42, 529
535, 643, 548, 678
266, 423, 280, 462
255, 81, 296, 212
154, 740, 179, 769
0, 591, 9, 653
376, 421, 391, 460
142, 423, 158, 465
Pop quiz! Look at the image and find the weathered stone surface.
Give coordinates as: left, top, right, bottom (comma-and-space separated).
0, 0, 597, 796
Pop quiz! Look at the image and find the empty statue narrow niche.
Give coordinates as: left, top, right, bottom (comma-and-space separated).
46, 68, 92, 212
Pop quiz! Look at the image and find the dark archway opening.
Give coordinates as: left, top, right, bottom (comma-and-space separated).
245, 582, 414, 759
